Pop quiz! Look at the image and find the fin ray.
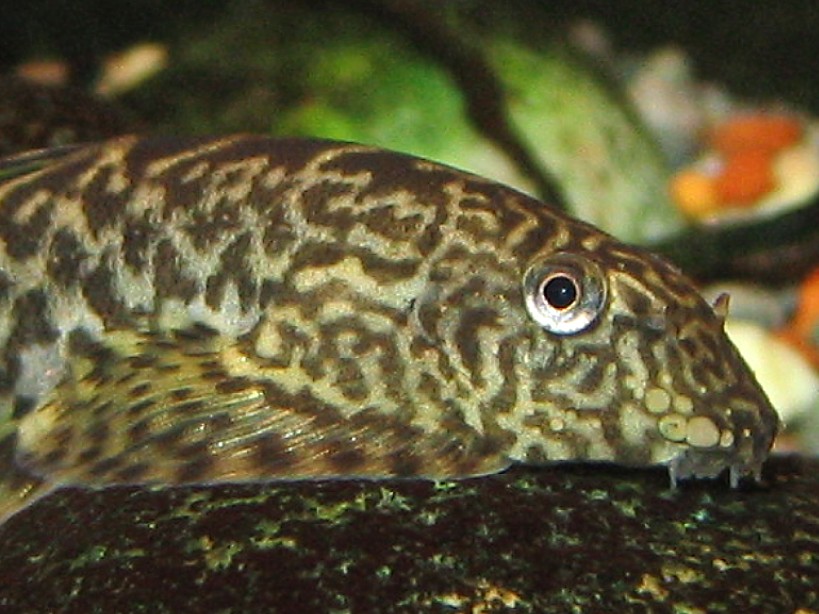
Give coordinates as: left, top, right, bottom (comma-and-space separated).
0, 144, 85, 183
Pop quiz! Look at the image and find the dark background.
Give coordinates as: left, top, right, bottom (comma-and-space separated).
1, 1, 818, 110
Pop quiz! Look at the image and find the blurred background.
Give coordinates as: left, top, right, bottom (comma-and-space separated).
1, 0, 817, 453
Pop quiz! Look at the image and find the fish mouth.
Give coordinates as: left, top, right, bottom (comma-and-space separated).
666, 389, 779, 488
667, 447, 759, 488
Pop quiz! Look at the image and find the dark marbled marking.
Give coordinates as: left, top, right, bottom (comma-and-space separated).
77, 445, 104, 465
323, 149, 451, 212
326, 444, 368, 473
215, 376, 255, 395
153, 239, 197, 303
205, 232, 257, 312
122, 213, 158, 273
82, 252, 129, 324
251, 433, 295, 471
85, 421, 110, 445
184, 198, 244, 252
10, 288, 59, 345
40, 447, 68, 469
115, 462, 151, 482
334, 358, 368, 402
0, 201, 54, 261
387, 449, 423, 476
80, 164, 132, 236
127, 381, 152, 398
47, 228, 88, 288
454, 305, 499, 387
87, 456, 123, 478
128, 353, 159, 369
174, 456, 215, 483
11, 395, 36, 420
125, 398, 158, 418
0, 270, 13, 304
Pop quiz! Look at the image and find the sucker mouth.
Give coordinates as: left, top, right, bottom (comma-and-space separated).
666, 444, 764, 489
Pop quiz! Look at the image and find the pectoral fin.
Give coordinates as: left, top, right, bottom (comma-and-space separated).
14, 325, 510, 492
0, 427, 54, 528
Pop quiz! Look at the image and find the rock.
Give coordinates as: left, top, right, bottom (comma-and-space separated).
0, 456, 816, 611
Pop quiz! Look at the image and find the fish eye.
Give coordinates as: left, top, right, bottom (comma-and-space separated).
522, 253, 607, 335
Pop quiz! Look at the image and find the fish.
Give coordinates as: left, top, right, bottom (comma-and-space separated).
0, 134, 779, 526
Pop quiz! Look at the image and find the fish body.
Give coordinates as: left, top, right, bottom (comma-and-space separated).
0, 135, 778, 525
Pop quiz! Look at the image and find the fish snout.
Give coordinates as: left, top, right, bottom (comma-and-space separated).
663, 381, 779, 488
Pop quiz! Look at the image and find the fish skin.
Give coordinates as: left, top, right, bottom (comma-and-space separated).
0, 135, 779, 526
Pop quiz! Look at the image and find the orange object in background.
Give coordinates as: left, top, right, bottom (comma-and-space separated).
711, 113, 804, 156
777, 266, 819, 370
713, 149, 775, 205
792, 267, 819, 339
670, 112, 807, 218
668, 169, 718, 217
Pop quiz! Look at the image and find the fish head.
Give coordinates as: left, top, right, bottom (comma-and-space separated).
512, 233, 779, 485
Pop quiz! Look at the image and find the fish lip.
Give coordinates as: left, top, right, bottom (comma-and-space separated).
668, 395, 779, 489
666, 446, 765, 489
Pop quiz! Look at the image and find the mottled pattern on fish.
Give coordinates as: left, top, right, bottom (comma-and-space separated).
0, 135, 778, 525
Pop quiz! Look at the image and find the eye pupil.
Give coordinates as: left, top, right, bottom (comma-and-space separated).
543, 276, 577, 309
